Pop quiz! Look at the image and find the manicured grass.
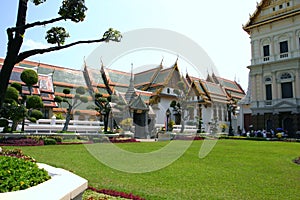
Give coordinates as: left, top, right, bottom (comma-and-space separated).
17, 140, 300, 199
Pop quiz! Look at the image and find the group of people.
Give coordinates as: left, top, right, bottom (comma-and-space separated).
245, 128, 288, 138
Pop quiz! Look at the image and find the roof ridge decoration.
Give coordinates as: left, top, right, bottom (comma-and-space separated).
163, 60, 180, 86
100, 64, 113, 95
125, 63, 137, 104
129, 94, 149, 110
189, 80, 211, 104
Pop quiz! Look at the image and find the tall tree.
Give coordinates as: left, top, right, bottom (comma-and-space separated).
93, 93, 112, 133
54, 86, 88, 132
0, 0, 121, 109
19, 69, 43, 131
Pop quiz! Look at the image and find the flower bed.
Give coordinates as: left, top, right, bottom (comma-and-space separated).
173, 135, 204, 140
109, 138, 139, 143
0, 135, 140, 146
87, 186, 145, 200
0, 137, 44, 146
0, 148, 50, 193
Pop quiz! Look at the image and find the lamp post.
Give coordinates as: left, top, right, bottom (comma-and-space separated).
227, 101, 234, 136
166, 108, 171, 132
197, 97, 204, 133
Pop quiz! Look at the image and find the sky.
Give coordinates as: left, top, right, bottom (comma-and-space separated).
0, 0, 259, 90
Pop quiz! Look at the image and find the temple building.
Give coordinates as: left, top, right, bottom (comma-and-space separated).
0, 57, 245, 137
243, 0, 300, 136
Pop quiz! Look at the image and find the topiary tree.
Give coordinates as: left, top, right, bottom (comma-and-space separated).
0, 118, 9, 133
20, 69, 38, 95
19, 69, 43, 131
0, 86, 26, 132
93, 93, 112, 133
26, 95, 44, 109
25, 95, 44, 123
28, 109, 43, 123
5, 87, 20, 103
0, 70, 44, 132
54, 86, 89, 132
0, 0, 122, 110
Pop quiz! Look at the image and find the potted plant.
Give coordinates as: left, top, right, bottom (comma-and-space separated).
220, 123, 228, 132
120, 118, 133, 132
168, 120, 175, 131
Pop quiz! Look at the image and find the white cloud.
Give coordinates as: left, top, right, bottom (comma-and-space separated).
22, 39, 49, 50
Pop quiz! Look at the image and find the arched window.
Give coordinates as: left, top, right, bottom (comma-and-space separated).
265, 77, 272, 82
281, 72, 292, 79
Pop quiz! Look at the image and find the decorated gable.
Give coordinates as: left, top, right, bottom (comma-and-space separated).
244, 0, 300, 32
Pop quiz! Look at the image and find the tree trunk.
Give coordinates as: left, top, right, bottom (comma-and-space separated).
180, 118, 185, 133
11, 120, 19, 132
0, 0, 28, 109
103, 111, 110, 133
62, 105, 72, 132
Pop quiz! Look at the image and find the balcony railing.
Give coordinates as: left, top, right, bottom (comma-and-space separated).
263, 56, 270, 62
280, 53, 288, 58
265, 100, 272, 106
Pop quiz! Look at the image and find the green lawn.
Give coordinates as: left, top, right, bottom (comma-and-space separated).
17, 140, 300, 200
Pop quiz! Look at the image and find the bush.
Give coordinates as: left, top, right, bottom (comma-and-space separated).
30, 109, 43, 120
0, 154, 50, 192
26, 95, 43, 109
5, 86, 19, 102
55, 112, 65, 120
0, 118, 9, 127
43, 138, 57, 145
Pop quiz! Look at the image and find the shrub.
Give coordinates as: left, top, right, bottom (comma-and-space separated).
26, 95, 44, 109
30, 109, 43, 120
0, 154, 50, 193
55, 112, 65, 119
43, 138, 57, 145
5, 86, 19, 102
0, 118, 9, 127
168, 120, 175, 130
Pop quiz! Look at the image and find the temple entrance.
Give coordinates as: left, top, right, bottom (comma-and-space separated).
133, 111, 149, 138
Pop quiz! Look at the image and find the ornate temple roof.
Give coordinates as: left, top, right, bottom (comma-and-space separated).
134, 65, 162, 89
129, 95, 149, 111
1, 57, 245, 113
